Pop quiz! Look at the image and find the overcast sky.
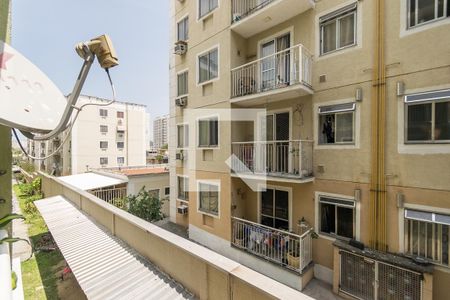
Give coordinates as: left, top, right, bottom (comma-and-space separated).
11, 1, 169, 125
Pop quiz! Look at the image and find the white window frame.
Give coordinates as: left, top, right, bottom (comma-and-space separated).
257, 185, 293, 231
401, 0, 450, 37
117, 111, 124, 118
407, 0, 449, 29
197, 115, 219, 149
197, 0, 219, 21
197, 180, 220, 218
100, 157, 108, 165
177, 69, 189, 97
398, 85, 450, 154
315, 191, 361, 242
117, 142, 124, 149
177, 175, 189, 202
404, 89, 450, 144
318, 102, 356, 145
196, 45, 220, 85
314, 98, 360, 149
319, 2, 357, 56
117, 157, 124, 165
177, 123, 189, 149
177, 15, 189, 42
315, 0, 363, 60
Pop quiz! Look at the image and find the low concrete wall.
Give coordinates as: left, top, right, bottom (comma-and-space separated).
19, 168, 36, 183
40, 172, 311, 300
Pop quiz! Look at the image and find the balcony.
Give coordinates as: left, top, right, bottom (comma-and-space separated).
231, 217, 313, 273
231, 140, 313, 183
231, 0, 314, 38
231, 44, 313, 106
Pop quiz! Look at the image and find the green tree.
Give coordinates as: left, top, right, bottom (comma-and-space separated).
127, 188, 165, 222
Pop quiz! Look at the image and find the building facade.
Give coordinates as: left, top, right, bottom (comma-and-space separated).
29, 95, 148, 175
169, 0, 450, 298
153, 114, 169, 149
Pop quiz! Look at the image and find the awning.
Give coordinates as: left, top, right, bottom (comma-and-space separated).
35, 196, 193, 300
58, 173, 127, 191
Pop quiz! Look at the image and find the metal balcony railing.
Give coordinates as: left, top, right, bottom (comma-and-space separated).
232, 0, 275, 23
91, 187, 127, 209
231, 140, 313, 179
231, 44, 312, 98
231, 217, 313, 273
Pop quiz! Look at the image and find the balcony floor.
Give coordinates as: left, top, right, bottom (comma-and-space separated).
231, 171, 314, 184
230, 82, 313, 107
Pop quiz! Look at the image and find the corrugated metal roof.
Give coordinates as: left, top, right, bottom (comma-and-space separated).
58, 173, 127, 191
35, 196, 194, 300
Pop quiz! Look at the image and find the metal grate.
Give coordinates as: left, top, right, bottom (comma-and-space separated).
340, 250, 423, 300
340, 251, 375, 300
378, 262, 421, 300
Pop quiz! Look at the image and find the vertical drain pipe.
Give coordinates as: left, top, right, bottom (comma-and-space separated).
370, 0, 387, 251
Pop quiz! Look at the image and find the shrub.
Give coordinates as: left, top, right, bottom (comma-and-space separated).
15, 173, 24, 183
112, 197, 128, 210
19, 183, 34, 196
31, 177, 41, 193
18, 178, 41, 197
127, 188, 165, 222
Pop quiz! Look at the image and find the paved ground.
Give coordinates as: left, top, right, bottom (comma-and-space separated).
11, 179, 32, 261
303, 278, 344, 300
153, 217, 189, 238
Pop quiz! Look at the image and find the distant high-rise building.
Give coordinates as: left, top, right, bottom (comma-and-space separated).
153, 115, 169, 149
29, 95, 147, 175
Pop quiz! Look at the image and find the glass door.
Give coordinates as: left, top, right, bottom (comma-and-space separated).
275, 112, 290, 173
260, 34, 291, 91
261, 40, 276, 91
261, 188, 289, 230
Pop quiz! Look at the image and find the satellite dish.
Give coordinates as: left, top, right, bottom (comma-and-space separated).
0, 40, 67, 133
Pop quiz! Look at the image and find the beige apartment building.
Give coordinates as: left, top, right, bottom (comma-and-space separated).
29, 95, 148, 175
169, 0, 450, 299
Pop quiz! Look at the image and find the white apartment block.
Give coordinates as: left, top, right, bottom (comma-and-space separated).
153, 114, 169, 149
29, 95, 148, 175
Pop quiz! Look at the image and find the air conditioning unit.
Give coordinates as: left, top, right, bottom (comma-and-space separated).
176, 151, 185, 161
175, 96, 187, 107
177, 205, 188, 215
174, 41, 188, 55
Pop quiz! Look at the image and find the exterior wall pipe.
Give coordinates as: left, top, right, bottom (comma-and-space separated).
370, 0, 387, 251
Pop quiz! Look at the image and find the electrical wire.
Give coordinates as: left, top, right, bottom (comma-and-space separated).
13, 68, 117, 161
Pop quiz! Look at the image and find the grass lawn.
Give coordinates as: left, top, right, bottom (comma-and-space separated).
14, 184, 65, 300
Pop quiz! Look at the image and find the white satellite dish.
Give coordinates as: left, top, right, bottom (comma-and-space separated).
0, 40, 67, 133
